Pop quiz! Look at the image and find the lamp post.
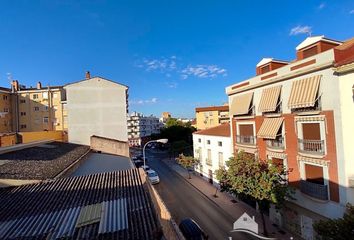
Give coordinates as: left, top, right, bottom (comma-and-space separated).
143, 139, 168, 169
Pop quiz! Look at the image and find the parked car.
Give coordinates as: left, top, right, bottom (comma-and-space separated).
142, 165, 150, 171
179, 218, 208, 240
133, 159, 144, 168
146, 169, 160, 184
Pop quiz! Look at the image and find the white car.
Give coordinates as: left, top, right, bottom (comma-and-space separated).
146, 169, 160, 184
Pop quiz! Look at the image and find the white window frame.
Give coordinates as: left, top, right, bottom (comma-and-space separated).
296, 120, 327, 155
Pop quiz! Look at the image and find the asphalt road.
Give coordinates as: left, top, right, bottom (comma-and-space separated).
145, 150, 258, 240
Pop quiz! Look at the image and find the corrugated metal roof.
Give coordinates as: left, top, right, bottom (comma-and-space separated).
0, 169, 160, 239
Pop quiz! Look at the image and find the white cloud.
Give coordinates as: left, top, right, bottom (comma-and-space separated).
166, 82, 178, 88
318, 3, 325, 9
136, 56, 177, 72
350, 9, 354, 14
129, 97, 158, 105
289, 25, 312, 36
180, 65, 227, 79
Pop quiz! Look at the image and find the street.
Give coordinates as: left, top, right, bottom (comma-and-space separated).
145, 150, 258, 240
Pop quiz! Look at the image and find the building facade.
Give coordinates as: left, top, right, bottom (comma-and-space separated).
0, 87, 12, 133
195, 105, 229, 130
225, 36, 354, 239
65, 75, 128, 146
193, 123, 232, 184
128, 112, 163, 147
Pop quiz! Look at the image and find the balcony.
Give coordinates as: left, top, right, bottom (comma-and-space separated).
266, 137, 284, 149
236, 135, 256, 145
300, 180, 328, 200
298, 139, 325, 155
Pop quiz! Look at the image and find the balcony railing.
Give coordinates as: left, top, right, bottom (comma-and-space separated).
236, 135, 256, 145
300, 180, 328, 200
298, 139, 325, 155
266, 137, 284, 149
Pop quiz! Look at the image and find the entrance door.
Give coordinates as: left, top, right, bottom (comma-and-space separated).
208, 170, 213, 184
301, 215, 314, 240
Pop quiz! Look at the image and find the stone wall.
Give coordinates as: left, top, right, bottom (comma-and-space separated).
90, 135, 129, 157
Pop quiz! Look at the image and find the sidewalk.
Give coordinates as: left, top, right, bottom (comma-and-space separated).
162, 156, 299, 240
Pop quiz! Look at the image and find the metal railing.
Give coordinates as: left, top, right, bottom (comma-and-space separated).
236, 135, 256, 145
298, 139, 325, 155
300, 180, 328, 200
266, 137, 284, 149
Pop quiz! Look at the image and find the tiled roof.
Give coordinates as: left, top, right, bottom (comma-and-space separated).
194, 123, 230, 137
334, 37, 354, 67
0, 169, 160, 239
195, 105, 229, 112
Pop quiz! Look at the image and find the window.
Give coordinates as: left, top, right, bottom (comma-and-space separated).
42, 92, 48, 99
206, 149, 212, 166
3, 95, 8, 100
218, 141, 222, 147
209, 111, 213, 116
198, 147, 202, 161
43, 117, 49, 123
305, 164, 324, 185
34, 106, 40, 111
198, 138, 201, 143
20, 124, 26, 129
20, 112, 26, 116
33, 94, 38, 99
237, 123, 255, 145
299, 122, 324, 154
207, 140, 210, 144
209, 119, 214, 125
4, 108, 9, 113
44, 105, 49, 111
20, 99, 26, 104
218, 152, 224, 167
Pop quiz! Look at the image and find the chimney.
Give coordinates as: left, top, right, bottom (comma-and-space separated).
12, 80, 19, 92
85, 71, 91, 79
37, 81, 42, 89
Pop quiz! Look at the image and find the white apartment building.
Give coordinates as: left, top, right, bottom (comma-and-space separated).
127, 112, 163, 147
193, 123, 232, 184
65, 74, 129, 145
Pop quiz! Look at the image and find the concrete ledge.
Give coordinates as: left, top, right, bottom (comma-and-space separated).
0, 179, 41, 188
0, 140, 54, 155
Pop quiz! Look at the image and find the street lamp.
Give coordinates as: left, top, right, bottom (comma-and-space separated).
143, 139, 168, 168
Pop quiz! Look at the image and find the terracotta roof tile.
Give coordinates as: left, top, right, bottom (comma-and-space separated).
194, 123, 230, 137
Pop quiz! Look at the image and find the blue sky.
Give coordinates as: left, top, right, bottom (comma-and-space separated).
0, 1, 353, 118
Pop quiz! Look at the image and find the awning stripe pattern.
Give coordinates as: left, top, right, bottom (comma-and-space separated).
258, 85, 282, 113
295, 115, 325, 122
257, 117, 284, 139
288, 75, 321, 109
230, 92, 254, 116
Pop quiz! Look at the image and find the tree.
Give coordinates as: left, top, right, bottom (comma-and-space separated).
215, 151, 293, 236
177, 153, 199, 179
313, 203, 354, 240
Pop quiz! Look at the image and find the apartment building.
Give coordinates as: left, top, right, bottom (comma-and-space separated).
0, 87, 12, 133
193, 123, 232, 184
128, 112, 163, 147
160, 111, 171, 123
11, 81, 65, 132
225, 35, 354, 239
65, 73, 129, 146
195, 105, 229, 130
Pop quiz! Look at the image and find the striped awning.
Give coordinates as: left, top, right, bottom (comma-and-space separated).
288, 75, 321, 109
295, 115, 325, 122
230, 92, 254, 116
257, 117, 284, 139
258, 85, 282, 112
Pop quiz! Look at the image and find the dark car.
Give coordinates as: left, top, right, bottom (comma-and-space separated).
179, 218, 208, 240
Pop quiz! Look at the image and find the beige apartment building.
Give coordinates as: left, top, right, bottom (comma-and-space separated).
195, 105, 229, 130
0, 87, 13, 133
11, 81, 66, 132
